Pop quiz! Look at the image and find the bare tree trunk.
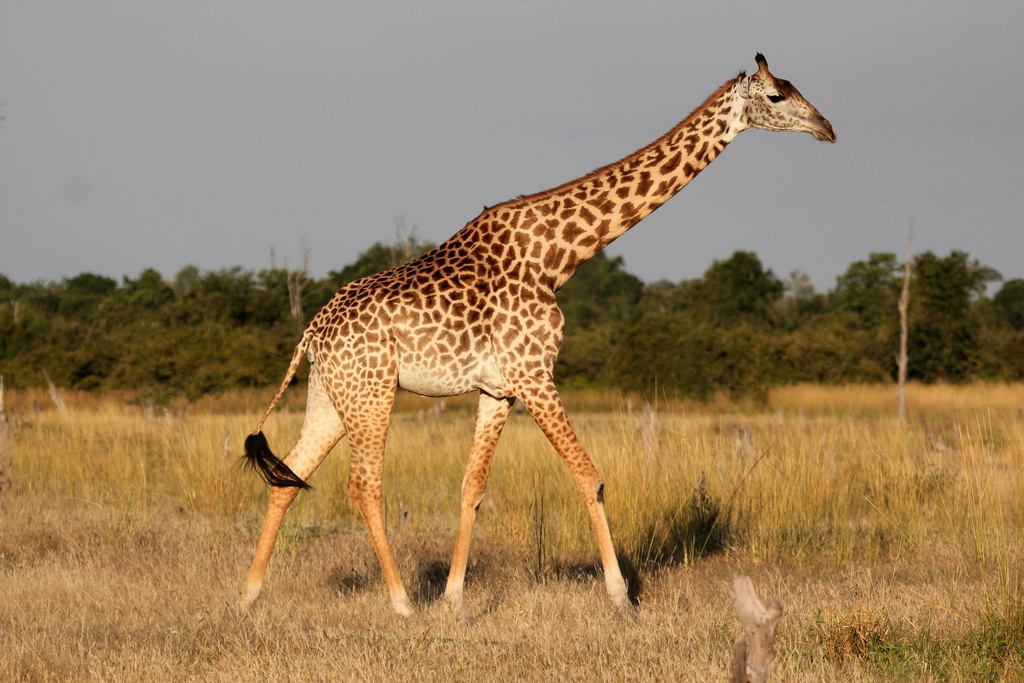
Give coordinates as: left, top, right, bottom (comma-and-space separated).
897, 222, 913, 422
0, 375, 9, 494
42, 369, 68, 418
391, 216, 418, 268
286, 239, 311, 320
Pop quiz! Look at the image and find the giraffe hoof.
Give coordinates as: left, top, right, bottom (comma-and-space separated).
238, 586, 261, 610
392, 598, 415, 619
607, 578, 638, 620
443, 588, 464, 607
444, 593, 471, 620
616, 598, 640, 622
607, 577, 629, 606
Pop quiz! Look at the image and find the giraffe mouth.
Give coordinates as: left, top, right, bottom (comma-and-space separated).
810, 118, 836, 143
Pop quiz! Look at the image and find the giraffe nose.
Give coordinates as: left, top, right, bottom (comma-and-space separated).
812, 117, 836, 143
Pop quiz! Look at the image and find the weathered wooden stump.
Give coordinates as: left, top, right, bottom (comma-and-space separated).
729, 576, 784, 683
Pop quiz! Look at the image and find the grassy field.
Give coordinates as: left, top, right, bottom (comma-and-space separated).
0, 383, 1022, 681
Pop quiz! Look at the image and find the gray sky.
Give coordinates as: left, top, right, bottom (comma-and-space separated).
1, 1, 1021, 295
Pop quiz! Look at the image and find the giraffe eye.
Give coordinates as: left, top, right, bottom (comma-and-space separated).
767, 94, 786, 103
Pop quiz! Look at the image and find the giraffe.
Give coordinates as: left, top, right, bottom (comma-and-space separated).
239, 54, 834, 617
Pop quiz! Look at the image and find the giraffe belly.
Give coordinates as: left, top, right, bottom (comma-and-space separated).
397, 356, 508, 399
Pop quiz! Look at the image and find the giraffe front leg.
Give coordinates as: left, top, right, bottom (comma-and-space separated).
444, 393, 514, 612
517, 380, 631, 612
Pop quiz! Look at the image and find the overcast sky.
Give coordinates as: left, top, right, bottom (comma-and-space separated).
1, 2, 1021, 296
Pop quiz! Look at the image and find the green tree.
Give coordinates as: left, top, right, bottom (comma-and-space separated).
325, 238, 435, 292
831, 252, 900, 330
555, 253, 644, 386
908, 251, 1000, 382
776, 269, 829, 332
173, 265, 200, 297
614, 313, 771, 401
52, 273, 119, 320
676, 251, 783, 329
993, 279, 1024, 331
65, 273, 117, 297
612, 252, 781, 400
180, 267, 287, 327
557, 252, 644, 331
123, 269, 174, 309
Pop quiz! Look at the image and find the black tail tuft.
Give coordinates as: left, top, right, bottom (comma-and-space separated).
242, 431, 311, 490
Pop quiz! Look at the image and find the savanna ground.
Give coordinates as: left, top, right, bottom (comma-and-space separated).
0, 383, 1022, 681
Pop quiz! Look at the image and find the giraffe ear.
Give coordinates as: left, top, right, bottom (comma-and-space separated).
739, 73, 752, 99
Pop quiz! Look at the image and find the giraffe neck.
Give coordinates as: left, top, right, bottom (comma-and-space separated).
476, 76, 747, 291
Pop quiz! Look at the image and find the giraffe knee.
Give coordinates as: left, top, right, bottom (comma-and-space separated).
270, 485, 300, 508
348, 473, 383, 508
462, 477, 485, 510
347, 476, 364, 504
461, 477, 486, 511
574, 470, 605, 506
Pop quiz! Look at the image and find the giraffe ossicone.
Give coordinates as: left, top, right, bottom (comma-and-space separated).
239, 54, 834, 617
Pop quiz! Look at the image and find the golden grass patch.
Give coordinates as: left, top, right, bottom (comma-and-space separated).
1, 383, 1022, 680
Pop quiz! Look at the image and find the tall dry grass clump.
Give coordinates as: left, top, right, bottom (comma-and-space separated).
0, 384, 1022, 680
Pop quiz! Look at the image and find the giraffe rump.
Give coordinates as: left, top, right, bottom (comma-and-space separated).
241, 328, 315, 490
242, 431, 311, 490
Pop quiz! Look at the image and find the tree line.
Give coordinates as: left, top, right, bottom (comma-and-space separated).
1, 240, 1022, 402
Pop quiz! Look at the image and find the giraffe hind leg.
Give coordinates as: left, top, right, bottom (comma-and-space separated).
239, 365, 345, 607
240, 484, 300, 607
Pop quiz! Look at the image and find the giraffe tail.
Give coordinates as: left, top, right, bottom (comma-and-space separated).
241, 329, 315, 490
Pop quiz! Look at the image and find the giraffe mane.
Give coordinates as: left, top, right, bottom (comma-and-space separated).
494, 76, 741, 211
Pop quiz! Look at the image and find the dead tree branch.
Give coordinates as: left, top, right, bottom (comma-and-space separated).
286, 239, 311, 320
897, 221, 913, 422
42, 370, 68, 418
0, 376, 11, 493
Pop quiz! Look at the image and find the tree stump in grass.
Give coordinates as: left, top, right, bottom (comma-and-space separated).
729, 576, 783, 683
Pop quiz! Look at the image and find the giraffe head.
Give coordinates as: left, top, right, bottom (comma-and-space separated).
738, 53, 835, 143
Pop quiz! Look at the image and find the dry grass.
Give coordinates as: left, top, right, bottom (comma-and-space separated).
1, 383, 1022, 681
